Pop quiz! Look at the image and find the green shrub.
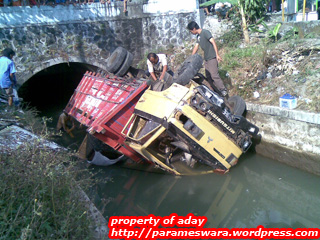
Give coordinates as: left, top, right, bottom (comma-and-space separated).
281, 27, 299, 41
268, 23, 282, 42
217, 28, 243, 48
221, 46, 264, 72
0, 109, 96, 240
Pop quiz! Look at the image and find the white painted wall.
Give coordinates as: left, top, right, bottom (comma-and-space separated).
143, 0, 197, 14
0, 0, 199, 27
0, 4, 122, 27
296, 11, 318, 21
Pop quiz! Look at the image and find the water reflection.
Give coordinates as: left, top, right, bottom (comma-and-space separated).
88, 152, 320, 228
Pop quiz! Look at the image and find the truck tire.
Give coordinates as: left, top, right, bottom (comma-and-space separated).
174, 54, 203, 86
115, 51, 133, 76
227, 95, 246, 116
106, 47, 128, 73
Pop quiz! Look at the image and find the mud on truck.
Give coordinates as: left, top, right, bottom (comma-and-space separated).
64, 47, 260, 175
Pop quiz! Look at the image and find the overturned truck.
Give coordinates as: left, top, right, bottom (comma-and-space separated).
64, 47, 259, 175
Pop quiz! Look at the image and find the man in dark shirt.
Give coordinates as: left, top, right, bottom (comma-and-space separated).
187, 21, 228, 97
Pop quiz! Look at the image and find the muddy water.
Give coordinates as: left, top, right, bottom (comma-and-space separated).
37, 103, 320, 229
87, 152, 320, 229
25, 69, 320, 229
35, 101, 320, 230
39, 104, 320, 228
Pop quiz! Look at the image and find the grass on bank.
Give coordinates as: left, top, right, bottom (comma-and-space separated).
217, 27, 320, 112
0, 105, 97, 240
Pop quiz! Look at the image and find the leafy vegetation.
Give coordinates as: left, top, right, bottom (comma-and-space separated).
235, 0, 270, 43
247, 17, 268, 33
217, 28, 243, 48
268, 23, 282, 41
281, 26, 299, 41
238, 0, 269, 23
221, 45, 265, 70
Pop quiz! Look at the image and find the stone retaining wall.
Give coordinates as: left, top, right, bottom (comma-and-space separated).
246, 103, 320, 176
0, 1, 199, 86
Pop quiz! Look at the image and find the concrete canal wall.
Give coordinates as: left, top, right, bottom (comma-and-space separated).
246, 104, 320, 176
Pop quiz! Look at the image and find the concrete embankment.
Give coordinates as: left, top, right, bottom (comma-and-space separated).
246, 103, 320, 176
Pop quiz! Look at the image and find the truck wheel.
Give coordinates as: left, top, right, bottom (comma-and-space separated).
174, 54, 203, 86
200, 101, 209, 111
106, 47, 128, 73
227, 95, 246, 116
115, 51, 133, 76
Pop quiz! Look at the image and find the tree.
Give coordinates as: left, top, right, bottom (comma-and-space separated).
200, 0, 269, 43
239, 0, 270, 43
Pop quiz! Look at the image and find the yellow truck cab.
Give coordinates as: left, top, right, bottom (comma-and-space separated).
123, 81, 259, 175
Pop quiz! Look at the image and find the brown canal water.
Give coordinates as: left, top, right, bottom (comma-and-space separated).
87, 152, 320, 229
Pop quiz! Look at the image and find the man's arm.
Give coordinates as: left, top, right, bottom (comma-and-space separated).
192, 43, 200, 55
69, 118, 75, 132
209, 38, 222, 62
63, 116, 75, 138
9, 73, 15, 86
157, 54, 169, 81
10, 73, 17, 86
147, 59, 158, 81
123, 0, 127, 12
150, 72, 157, 81
159, 64, 168, 81
9, 62, 16, 86
62, 118, 69, 132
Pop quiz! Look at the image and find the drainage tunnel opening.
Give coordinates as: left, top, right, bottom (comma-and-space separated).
19, 62, 98, 117
18, 62, 98, 149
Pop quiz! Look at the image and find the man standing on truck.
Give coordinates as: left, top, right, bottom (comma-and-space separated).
187, 21, 228, 97
147, 53, 173, 82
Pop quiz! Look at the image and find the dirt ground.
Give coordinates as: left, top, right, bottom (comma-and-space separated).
226, 38, 320, 112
